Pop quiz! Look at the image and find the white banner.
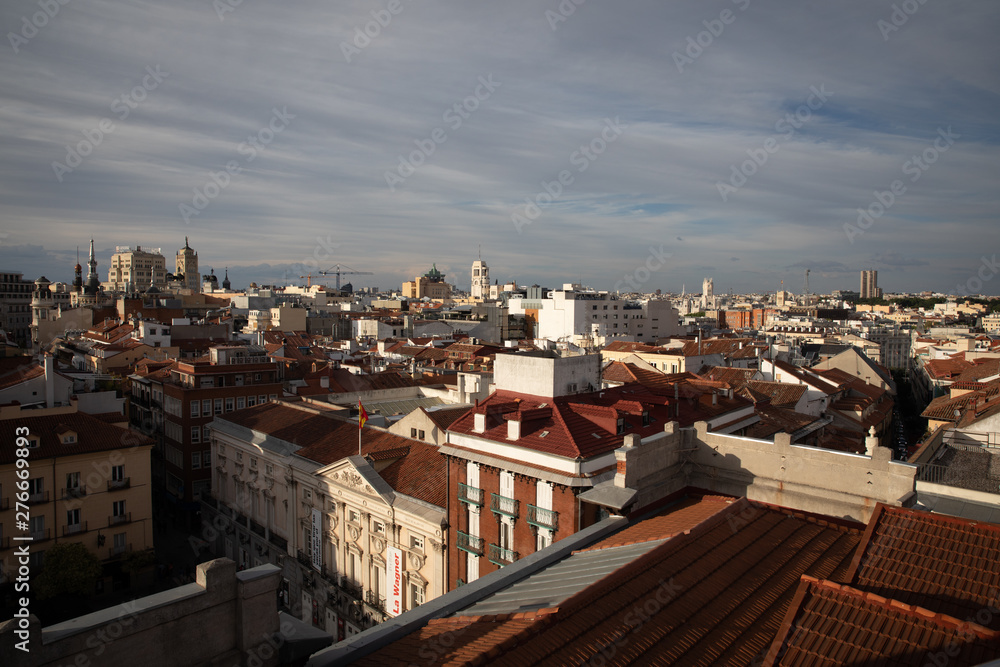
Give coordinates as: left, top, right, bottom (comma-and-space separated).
311, 508, 322, 572
387, 546, 403, 617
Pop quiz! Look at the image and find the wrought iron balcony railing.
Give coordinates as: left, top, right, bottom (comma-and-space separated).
527, 504, 558, 531
490, 493, 519, 518
457, 530, 484, 556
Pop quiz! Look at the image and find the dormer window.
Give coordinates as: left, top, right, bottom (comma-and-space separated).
616, 418, 625, 435
59, 430, 77, 444
642, 411, 650, 427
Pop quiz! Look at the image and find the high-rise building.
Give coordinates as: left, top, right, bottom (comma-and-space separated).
471, 258, 490, 300
861, 269, 881, 299
105, 244, 168, 292
176, 237, 200, 293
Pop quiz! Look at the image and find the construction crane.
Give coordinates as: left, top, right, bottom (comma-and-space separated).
803, 269, 810, 305
319, 264, 374, 291
299, 274, 315, 287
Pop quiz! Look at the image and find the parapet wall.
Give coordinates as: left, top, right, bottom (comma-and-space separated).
1, 559, 281, 667
616, 422, 917, 523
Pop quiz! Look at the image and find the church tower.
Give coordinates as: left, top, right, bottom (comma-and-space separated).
176, 237, 200, 293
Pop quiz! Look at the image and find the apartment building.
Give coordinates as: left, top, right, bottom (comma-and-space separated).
0, 403, 153, 585
104, 245, 168, 293
441, 351, 755, 590
203, 401, 446, 641
507, 284, 682, 345
129, 344, 281, 515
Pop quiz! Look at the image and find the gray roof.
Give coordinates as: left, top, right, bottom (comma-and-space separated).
456, 539, 666, 617
913, 490, 1000, 523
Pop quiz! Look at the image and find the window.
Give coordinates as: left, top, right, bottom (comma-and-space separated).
254, 373, 261, 381
204, 450, 211, 467
113, 500, 126, 517
237, 396, 246, 410
373, 520, 386, 535
348, 509, 360, 524
190, 400, 200, 418
202, 401, 212, 417
259, 395, 266, 405
113, 532, 127, 552
410, 428, 417, 438
418, 430, 425, 440
410, 534, 424, 551
214, 398, 223, 415
303, 488, 312, 500
203, 425, 211, 441
192, 451, 201, 469
66, 472, 81, 490
225, 397, 234, 412
410, 582, 425, 608
67, 508, 80, 527
191, 427, 201, 444
247, 396, 256, 407
201, 376, 215, 388
236, 450, 243, 462
265, 463, 273, 475
250, 456, 258, 470
111, 465, 125, 482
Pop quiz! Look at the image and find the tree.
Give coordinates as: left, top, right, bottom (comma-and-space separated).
35, 542, 102, 600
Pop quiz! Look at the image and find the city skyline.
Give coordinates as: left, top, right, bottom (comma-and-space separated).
2, 1, 998, 295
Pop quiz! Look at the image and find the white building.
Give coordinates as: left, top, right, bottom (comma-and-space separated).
507, 283, 681, 345
104, 245, 168, 292
470, 259, 490, 301
206, 401, 447, 641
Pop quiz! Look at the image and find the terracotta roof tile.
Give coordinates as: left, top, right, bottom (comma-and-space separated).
764, 575, 1000, 666
846, 504, 1000, 630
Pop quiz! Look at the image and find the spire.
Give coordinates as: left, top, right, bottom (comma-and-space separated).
185, 236, 190, 249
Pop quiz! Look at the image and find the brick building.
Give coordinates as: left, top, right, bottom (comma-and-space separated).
129, 344, 281, 517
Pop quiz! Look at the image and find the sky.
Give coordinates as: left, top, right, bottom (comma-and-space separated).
1, 0, 998, 297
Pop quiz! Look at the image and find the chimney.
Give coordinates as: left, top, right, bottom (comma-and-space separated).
44, 354, 55, 408
507, 417, 521, 440
473, 413, 486, 433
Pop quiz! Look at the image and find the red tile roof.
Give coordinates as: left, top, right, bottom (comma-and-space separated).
746, 381, 808, 408
0, 411, 153, 464
358, 497, 863, 666
579, 495, 736, 551
845, 504, 1000, 630
765, 575, 1000, 666
218, 402, 446, 506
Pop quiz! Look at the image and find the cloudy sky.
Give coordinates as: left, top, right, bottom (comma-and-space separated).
2, 0, 998, 296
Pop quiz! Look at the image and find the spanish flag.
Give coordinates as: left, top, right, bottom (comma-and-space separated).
358, 399, 368, 429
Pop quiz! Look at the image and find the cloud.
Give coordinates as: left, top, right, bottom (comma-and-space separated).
1, 0, 998, 294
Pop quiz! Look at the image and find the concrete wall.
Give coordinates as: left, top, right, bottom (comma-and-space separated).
614, 421, 917, 524
1, 559, 282, 667
494, 352, 602, 398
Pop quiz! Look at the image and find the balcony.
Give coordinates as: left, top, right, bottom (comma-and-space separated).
107, 478, 131, 492
109, 543, 132, 558
340, 579, 362, 600
527, 505, 558, 531
63, 521, 88, 536
490, 493, 519, 518
456, 530, 484, 556
269, 533, 288, 552
249, 518, 266, 538
488, 543, 518, 566
109, 512, 132, 527
365, 589, 386, 613
30, 528, 51, 542
296, 549, 312, 568
458, 483, 484, 506
62, 486, 87, 500
27, 491, 50, 505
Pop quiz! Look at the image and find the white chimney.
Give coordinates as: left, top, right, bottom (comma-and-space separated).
507, 418, 521, 440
